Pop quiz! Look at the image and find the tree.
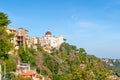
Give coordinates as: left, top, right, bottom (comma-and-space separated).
0, 12, 10, 26
0, 12, 13, 60
5, 55, 17, 72
19, 46, 36, 67
12, 75, 32, 80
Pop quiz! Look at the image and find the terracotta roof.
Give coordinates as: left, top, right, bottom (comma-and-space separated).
21, 71, 37, 76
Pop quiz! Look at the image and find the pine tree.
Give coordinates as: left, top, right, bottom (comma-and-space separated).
0, 12, 13, 60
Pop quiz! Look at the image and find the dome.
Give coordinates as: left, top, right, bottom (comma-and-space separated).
45, 31, 52, 35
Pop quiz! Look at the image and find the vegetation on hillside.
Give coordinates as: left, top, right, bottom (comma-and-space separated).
0, 12, 115, 80
0, 12, 13, 61
19, 46, 36, 68
102, 58, 120, 77
0, 12, 16, 79
36, 43, 112, 80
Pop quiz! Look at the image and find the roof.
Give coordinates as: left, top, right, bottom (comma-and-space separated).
21, 71, 37, 76
18, 28, 28, 32
45, 31, 52, 35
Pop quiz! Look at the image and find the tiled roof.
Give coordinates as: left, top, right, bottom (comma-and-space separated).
21, 71, 37, 76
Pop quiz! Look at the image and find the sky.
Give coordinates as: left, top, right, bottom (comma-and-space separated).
0, 0, 120, 59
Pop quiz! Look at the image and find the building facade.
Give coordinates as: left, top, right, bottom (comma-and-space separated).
16, 28, 29, 48
7, 27, 29, 51
39, 31, 64, 52
6, 28, 17, 46
7, 27, 64, 53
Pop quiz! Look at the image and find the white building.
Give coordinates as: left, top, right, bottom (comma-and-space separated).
17, 63, 30, 73
39, 31, 64, 52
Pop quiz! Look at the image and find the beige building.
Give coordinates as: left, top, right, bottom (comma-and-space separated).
6, 28, 64, 53
29, 38, 34, 46
39, 31, 64, 52
6, 28, 18, 54
6, 28, 17, 46
29, 37, 39, 50
16, 28, 29, 48
6, 27, 29, 51
29, 37, 39, 45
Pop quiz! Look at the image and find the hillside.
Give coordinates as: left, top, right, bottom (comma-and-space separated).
1, 43, 114, 80
0, 12, 116, 80
102, 58, 120, 77
0, 11, 119, 80
34, 43, 112, 80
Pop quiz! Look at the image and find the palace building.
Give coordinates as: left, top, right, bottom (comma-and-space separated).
39, 30, 64, 52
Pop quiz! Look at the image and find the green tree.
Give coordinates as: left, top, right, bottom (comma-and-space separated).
5, 55, 17, 72
0, 12, 13, 60
19, 46, 36, 67
0, 12, 10, 26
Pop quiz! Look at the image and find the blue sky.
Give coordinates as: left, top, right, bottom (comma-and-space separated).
0, 0, 120, 59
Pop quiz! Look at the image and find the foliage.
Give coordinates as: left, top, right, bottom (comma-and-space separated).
18, 46, 36, 67
43, 52, 59, 74
37, 43, 112, 80
0, 12, 13, 60
0, 12, 10, 26
0, 12, 113, 80
0, 12, 15, 80
103, 58, 120, 77
12, 75, 32, 80
5, 55, 17, 72
6, 73, 16, 79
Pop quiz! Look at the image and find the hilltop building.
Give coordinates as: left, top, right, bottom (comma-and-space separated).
29, 37, 39, 45
6, 27, 29, 52
7, 27, 29, 47
7, 27, 64, 53
6, 28, 18, 54
16, 28, 29, 47
6, 28, 17, 46
28, 37, 39, 51
39, 30, 64, 52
